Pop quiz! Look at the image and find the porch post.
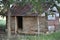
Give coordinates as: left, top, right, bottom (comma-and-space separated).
37, 16, 40, 36
15, 16, 17, 34
59, 18, 60, 22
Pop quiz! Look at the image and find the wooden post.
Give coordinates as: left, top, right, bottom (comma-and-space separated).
37, 16, 40, 36
59, 18, 60, 22
15, 16, 17, 34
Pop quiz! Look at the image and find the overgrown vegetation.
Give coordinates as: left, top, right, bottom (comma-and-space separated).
17, 32, 60, 40
0, 19, 6, 30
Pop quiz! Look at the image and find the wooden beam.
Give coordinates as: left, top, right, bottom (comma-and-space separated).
59, 18, 60, 22
37, 16, 40, 36
15, 16, 17, 34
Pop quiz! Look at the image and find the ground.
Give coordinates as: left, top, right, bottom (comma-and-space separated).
0, 31, 60, 40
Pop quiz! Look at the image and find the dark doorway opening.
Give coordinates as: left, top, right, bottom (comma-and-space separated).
17, 16, 23, 30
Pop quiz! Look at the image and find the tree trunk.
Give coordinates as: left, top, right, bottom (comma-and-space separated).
37, 16, 40, 36
7, 9, 11, 39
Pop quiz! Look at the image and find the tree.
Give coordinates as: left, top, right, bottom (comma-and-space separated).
0, 0, 11, 39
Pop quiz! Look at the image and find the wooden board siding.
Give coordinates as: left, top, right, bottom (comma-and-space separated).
10, 16, 15, 31
9, 16, 47, 34
23, 16, 37, 33
23, 16, 47, 34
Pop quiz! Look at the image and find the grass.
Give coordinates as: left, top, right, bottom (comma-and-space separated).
18, 32, 60, 40
0, 20, 6, 29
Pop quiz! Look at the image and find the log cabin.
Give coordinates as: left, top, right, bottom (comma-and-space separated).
6, 3, 59, 34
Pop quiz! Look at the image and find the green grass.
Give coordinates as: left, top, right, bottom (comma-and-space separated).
19, 32, 60, 40
0, 20, 6, 29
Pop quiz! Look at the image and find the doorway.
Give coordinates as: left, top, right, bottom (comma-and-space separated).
17, 16, 23, 30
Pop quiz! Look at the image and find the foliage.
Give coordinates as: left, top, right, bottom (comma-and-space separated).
56, 0, 60, 3
0, 0, 60, 16
0, 20, 6, 29
0, 0, 10, 16
18, 32, 60, 40
0, 0, 52, 15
